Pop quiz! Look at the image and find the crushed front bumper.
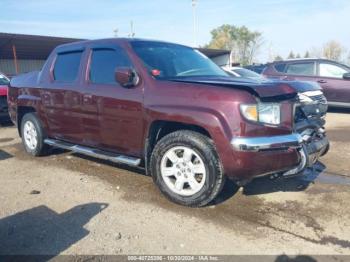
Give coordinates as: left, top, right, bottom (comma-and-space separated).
231, 133, 303, 152
231, 133, 329, 178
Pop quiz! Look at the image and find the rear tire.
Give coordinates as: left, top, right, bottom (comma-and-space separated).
20, 113, 49, 156
150, 130, 225, 207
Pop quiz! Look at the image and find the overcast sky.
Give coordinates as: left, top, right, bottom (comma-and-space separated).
1, 0, 349, 62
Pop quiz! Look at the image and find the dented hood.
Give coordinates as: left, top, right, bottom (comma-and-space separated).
167, 76, 322, 101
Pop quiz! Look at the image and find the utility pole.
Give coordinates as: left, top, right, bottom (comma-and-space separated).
192, 0, 197, 47
113, 28, 118, 37
129, 20, 135, 38
12, 44, 19, 75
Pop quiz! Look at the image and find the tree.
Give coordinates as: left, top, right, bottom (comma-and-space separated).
309, 47, 322, 58
206, 24, 235, 50
304, 51, 310, 58
206, 24, 263, 66
322, 40, 345, 61
296, 53, 301, 58
267, 42, 276, 62
287, 51, 295, 59
274, 55, 283, 61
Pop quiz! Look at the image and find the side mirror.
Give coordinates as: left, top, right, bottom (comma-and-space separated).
115, 67, 139, 87
343, 72, 350, 80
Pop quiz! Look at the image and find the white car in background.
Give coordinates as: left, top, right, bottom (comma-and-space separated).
223, 66, 264, 80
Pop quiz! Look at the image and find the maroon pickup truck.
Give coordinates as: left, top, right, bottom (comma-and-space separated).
8, 38, 329, 206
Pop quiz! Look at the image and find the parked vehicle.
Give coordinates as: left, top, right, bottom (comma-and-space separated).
0, 72, 10, 123
8, 39, 329, 206
262, 59, 350, 108
223, 66, 264, 80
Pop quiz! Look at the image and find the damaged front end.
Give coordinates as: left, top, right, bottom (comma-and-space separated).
282, 90, 329, 177
231, 89, 329, 182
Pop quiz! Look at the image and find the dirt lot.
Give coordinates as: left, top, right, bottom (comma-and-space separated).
0, 112, 350, 257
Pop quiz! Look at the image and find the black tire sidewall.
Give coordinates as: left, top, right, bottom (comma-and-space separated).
151, 131, 224, 207
21, 113, 46, 156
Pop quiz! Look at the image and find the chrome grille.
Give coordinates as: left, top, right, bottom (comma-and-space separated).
294, 90, 327, 131
311, 94, 327, 104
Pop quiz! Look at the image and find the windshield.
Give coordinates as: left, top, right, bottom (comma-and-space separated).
0, 74, 9, 85
131, 41, 228, 79
233, 68, 262, 78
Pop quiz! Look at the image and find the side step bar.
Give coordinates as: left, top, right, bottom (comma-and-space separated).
44, 139, 141, 166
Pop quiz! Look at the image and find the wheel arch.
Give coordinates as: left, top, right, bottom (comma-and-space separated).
143, 105, 233, 177
148, 119, 212, 147
17, 106, 37, 137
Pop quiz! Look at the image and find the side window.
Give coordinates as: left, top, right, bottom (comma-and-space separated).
274, 63, 287, 73
285, 62, 315, 76
53, 51, 82, 82
89, 48, 132, 84
319, 63, 348, 78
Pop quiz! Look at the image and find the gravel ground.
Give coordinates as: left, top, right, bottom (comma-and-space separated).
0, 112, 350, 257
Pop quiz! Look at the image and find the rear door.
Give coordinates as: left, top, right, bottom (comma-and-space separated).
42, 50, 84, 143
316, 61, 350, 104
81, 45, 144, 157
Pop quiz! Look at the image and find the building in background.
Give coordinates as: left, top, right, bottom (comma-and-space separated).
0, 33, 82, 76
197, 48, 231, 67
0, 33, 230, 76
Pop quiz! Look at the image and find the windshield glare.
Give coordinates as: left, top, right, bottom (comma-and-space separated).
131, 41, 228, 79
0, 74, 9, 85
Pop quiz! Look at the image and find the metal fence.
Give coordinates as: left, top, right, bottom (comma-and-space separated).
0, 59, 46, 76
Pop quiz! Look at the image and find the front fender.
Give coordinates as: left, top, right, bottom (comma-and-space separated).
145, 105, 235, 174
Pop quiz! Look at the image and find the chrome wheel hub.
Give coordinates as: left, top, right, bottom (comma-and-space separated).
23, 121, 38, 150
160, 146, 206, 196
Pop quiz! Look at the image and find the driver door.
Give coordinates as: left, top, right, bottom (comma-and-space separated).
81, 45, 144, 157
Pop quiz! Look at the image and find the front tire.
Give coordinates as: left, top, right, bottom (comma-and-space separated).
150, 130, 225, 207
21, 113, 49, 156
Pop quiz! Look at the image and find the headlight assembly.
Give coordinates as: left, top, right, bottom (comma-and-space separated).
240, 103, 281, 125
298, 93, 314, 103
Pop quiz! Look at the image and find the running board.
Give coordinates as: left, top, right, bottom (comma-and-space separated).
44, 139, 141, 166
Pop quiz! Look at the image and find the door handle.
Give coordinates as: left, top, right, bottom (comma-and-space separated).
41, 93, 50, 105
317, 80, 327, 84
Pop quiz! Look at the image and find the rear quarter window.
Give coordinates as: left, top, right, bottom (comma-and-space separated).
53, 51, 83, 82
274, 63, 287, 73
